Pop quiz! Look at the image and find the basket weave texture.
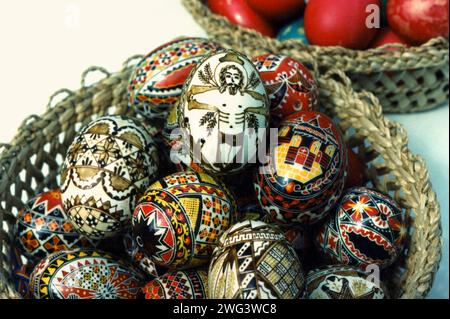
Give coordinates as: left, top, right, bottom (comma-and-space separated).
0, 53, 441, 299
182, 0, 449, 113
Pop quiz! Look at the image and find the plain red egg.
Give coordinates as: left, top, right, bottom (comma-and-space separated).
370, 27, 412, 49
304, 0, 381, 49
345, 148, 365, 189
247, 0, 305, 22
207, 0, 275, 37
387, 0, 449, 45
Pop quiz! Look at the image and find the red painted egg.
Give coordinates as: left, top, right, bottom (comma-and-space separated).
207, 0, 276, 37
247, 0, 305, 22
387, 0, 449, 45
254, 111, 348, 226
345, 148, 365, 188
369, 27, 411, 50
315, 187, 406, 269
252, 54, 319, 120
304, 0, 380, 49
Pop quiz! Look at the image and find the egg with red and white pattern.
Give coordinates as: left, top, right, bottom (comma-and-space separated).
252, 54, 319, 120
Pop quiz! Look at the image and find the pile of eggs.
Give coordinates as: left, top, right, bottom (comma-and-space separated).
208, 0, 449, 49
12, 37, 407, 299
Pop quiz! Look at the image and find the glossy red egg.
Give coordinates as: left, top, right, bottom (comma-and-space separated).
247, 0, 305, 22
207, 0, 275, 37
304, 0, 381, 49
252, 54, 319, 120
369, 27, 412, 50
387, 0, 449, 44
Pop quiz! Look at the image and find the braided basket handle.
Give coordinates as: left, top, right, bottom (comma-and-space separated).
81, 66, 111, 88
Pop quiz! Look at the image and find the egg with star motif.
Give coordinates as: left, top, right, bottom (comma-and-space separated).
60, 115, 159, 240
305, 265, 387, 299
254, 111, 347, 226
177, 49, 269, 175
128, 37, 221, 118
252, 54, 318, 121
131, 170, 237, 270
16, 189, 97, 261
315, 187, 406, 269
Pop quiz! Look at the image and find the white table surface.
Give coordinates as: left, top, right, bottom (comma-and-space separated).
0, 0, 448, 299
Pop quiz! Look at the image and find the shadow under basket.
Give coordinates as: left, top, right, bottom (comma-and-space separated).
0, 53, 442, 299
182, 0, 449, 114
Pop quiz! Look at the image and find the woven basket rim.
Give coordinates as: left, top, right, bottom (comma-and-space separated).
0, 53, 442, 299
182, 0, 449, 73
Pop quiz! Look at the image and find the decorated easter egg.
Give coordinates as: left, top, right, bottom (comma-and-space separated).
305, 265, 387, 299
29, 250, 144, 299
178, 49, 269, 175
208, 220, 305, 299
143, 270, 208, 299
132, 171, 237, 270
388, 0, 449, 45
128, 37, 221, 118
277, 18, 309, 44
252, 54, 318, 120
304, 0, 380, 49
345, 148, 365, 188
315, 187, 406, 269
369, 27, 411, 49
207, 0, 276, 37
255, 111, 347, 226
16, 189, 97, 260
247, 0, 305, 22
123, 232, 167, 279
60, 115, 159, 240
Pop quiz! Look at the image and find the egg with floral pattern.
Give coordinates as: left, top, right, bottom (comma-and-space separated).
60, 115, 159, 240
315, 187, 406, 269
128, 37, 221, 118
252, 54, 318, 120
131, 171, 237, 270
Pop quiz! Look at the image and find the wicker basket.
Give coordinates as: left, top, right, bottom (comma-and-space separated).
0, 52, 441, 299
182, 0, 449, 113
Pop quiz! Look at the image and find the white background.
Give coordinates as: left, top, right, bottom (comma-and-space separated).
0, 0, 448, 298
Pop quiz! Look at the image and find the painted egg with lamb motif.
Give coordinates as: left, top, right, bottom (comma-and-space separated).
29, 249, 144, 299
128, 37, 221, 118
177, 49, 269, 175
60, 115, 159, 240
143, 270, 208, 299
254, 111, 347, 226
315, 187, 406, 269
252, 54, 318, 120
131, 171, 237, 270
208, 220, 305, 299
16, 189, 97, 261
305, 265, 387, 299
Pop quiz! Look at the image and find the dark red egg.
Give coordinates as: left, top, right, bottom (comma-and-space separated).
247, 0, 305, 22
252, 54, 319, 120
369, 27, 412, 50
304, 0, 381, 49
254, 111, 348, 226
387, 0, 449, 45
345, 148, 365, 188
207, 0, 276, 37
